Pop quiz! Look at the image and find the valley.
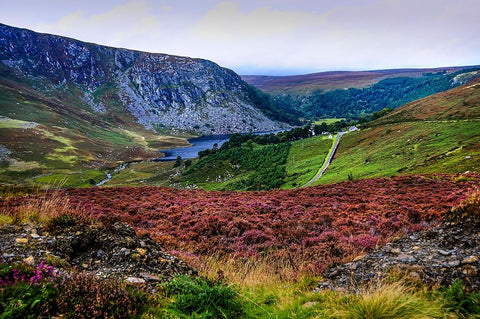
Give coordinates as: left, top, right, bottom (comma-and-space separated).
1, 21, 480, 318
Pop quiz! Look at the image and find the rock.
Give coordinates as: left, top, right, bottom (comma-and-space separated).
397, 254, 417, 263
0, 24, 288, 135
437, 249, 450, 256
15, 238, 28, 244
24, 255, 35, 265
448, 260, 461, 267
461, 256, 478, 264
136, 248, 147, 256
390, 248, 401, 254
31, 233, 40, 239
126, 277, 145, 284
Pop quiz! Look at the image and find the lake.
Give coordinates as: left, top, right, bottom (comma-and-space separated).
157, 134, 231, 161
157, 130, 284, 161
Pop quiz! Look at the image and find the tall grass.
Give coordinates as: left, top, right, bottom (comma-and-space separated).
0, 186, 86, 226
324, 283, 444, 319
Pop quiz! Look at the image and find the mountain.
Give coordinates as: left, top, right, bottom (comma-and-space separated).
0, 23, 288, 135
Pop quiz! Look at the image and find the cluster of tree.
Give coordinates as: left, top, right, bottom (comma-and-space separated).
185, 142, 290, 190
245, 83, 302, 125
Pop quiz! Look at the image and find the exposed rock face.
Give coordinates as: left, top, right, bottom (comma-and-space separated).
0, 222, 195, 287
318, 196, 480, 292
0, 23, 286, 134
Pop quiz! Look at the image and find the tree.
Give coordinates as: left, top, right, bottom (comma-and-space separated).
173, 156, 182, 168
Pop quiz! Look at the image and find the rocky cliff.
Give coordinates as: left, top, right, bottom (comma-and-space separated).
0, 23, 287, 134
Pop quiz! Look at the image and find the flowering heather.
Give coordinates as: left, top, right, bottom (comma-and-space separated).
2, 174, 479, 274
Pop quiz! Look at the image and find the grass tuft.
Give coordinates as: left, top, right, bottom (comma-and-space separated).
325, 283, 444, 319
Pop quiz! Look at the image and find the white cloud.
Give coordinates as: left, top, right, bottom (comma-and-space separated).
36, 1, 164, 49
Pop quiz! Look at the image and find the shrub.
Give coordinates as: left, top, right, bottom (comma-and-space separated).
0, 261, 149, 318
439, 279, 480, 316
0, 261, 59, 318
162, 275, 245, 318
57, 271, 149, 318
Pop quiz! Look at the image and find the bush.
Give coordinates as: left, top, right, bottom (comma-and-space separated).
0, 261, 59, 318
440, 279, 480, 316
162, 275, 245, 318
0, 261, 149, 318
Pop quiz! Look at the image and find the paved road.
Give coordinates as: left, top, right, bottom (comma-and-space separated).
302, 131, 346, 187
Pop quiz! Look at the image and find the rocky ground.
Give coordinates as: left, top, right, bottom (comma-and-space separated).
318, 196, 480, 292
0, 221, 195, 290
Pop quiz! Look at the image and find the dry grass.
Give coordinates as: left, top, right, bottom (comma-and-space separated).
0, 187, 85, 225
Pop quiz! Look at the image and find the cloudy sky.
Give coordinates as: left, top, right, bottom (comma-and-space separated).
1, 0, 479, 75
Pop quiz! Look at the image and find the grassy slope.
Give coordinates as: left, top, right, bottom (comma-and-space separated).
282, 135, 331, 188
314, 78, 480, 185
0, 75, 190, 187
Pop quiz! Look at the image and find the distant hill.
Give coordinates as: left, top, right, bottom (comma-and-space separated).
242, 67, 479, 95
243, 67, 480, 121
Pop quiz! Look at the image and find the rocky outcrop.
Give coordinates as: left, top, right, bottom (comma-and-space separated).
0, 23, 287, 134
318, 194, 480, 292
0, 221, 195, 287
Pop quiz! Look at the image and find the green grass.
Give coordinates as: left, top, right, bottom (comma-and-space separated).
282, 135, 332, 188
316, 120, 480, 185
314, 118, 346, 125
33, 169, 106, 188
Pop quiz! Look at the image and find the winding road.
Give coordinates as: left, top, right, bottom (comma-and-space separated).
302, 131, 346, 187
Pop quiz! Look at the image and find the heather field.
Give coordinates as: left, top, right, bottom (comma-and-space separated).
3, 174, 478, 277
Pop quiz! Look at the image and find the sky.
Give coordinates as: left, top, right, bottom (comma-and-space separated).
1, 0, 479, 75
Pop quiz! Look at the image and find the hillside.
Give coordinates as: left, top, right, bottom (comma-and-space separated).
316, 78, 480, 185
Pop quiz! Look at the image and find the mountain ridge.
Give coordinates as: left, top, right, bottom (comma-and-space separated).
0, 23, 287, 135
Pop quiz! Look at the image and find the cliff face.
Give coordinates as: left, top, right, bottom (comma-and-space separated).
0, 23, 286, 134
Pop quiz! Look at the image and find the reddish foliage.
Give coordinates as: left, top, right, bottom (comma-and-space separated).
2, 174, 479, 274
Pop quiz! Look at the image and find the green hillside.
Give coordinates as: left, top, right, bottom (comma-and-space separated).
313, 78, 480, 185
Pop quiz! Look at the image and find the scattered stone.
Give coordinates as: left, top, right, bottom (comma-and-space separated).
15, 238, 28, 244
24, 255, 35, 265
137, 248, 147, 256
1, 222, 196, 290
461, 256, 478, 264
126, 276, 146, 284
318, 206, 480, 292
